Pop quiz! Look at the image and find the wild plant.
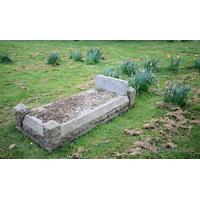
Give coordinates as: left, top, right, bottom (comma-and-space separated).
194, 56, 200, 70
128, 67, 158, 95
166, 56, 183, 71
69, 49, 82, 61
0, 52, 13, 64
100, 66, 120, 78
86, 47, 103, 65
120, 59, 141, 75
142, 56, 160, 71
163, 81, 193, 107
47, 52, 60, 65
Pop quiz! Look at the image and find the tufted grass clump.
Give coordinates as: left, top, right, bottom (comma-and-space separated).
142, 56, 160, 71
47, 52, 60, 65
166, 56, 183, 71
194, 56, 200, 70
120, 59, 140, 75
0, 52, 13, 64
128, 67, 158, 95
69, 49, 82, 61
163, 81, 193, 108
86, 47, 103, 65
99, 66, 120, 78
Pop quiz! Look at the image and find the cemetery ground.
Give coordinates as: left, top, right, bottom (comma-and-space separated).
0, 40, 200, 159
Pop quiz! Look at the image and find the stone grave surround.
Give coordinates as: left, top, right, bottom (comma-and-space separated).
14, 75, 136, 151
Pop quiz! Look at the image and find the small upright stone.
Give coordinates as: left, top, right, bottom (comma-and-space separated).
127, 86, 136, 107
14, 103, 29, 128
43, 120, 62, 151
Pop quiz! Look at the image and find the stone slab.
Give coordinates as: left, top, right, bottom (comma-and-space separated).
62, 107, 129, 143
23, 115, 43, 137
61, 96, 129, 141
95, 75, 128, 96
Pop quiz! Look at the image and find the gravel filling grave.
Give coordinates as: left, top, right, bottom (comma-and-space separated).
29, 88, 119, 124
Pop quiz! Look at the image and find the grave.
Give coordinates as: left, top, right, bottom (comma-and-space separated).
14, 75, 136, 151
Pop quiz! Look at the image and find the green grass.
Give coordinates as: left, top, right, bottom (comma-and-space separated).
0, 40, 200, 159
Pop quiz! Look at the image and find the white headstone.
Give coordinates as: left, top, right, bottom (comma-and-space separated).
95, 75, 128, 95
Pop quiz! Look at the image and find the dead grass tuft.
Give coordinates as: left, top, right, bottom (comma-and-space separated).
113, 152, 126, 158
13, 82, 29, 90
124, 128, 143, 136
73, 147, 83, 158
149, 89, 161, 96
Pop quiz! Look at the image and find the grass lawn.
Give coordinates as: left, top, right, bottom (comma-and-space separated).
0, 40, 200, 159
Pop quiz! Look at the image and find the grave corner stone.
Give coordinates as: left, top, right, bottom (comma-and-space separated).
127, 86, 136, 107
95, 75, 128, 95
43, 120, 62, 151
14, 103, 30, 128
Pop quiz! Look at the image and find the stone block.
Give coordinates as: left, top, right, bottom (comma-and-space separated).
127, 86, 136, 107
43, 120, 62, 151
14, 103, 29, 128
23, 115, 43, 136
95, 75, 128, 95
